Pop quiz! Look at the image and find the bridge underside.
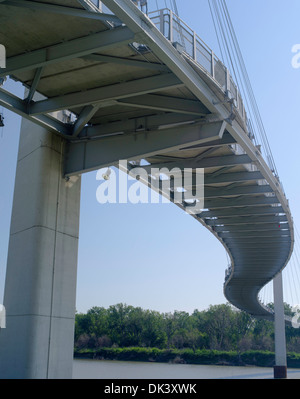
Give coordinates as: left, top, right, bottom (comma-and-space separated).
0, 0, 293, 322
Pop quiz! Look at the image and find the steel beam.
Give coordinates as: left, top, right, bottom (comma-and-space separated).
182, 133, 236, 150
198, 205, 285, 218
1, 0, 122, 24
197, 154, 252, 169
203, 184, 273, 199
0, 26, 135, 78
231, 267, 281, 272
229, 251, 290, 258
204, 215, 287, 226
64, 120, 226, 176
232, 258, 289, 264
205, 171, 264, 185
173, 171, 265, 190
26, 67, 43, 103
29, 73, 183, 115
231, 257, 290, 263
132, 154, 252, 174
227, 243, 291, 249
233, 255, 289, 265
223, 237, 291, 244
213, 223, 288, 233
118, 94, 208, 116
187, 169, 263, 189
82, 54, 169, 72
72, 104, 101, 137
224, 238, 290, 245
83, 113, 204, 139
203, 195, 279, 210
218, 230, 291, 238
0, 87, 70, 137
231, 250, 290, 256
76, 0, 100, 12
233, 266, 285, 271
234, 256, 287, 262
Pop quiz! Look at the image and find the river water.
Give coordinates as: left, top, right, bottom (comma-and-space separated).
72, 359, 300, 379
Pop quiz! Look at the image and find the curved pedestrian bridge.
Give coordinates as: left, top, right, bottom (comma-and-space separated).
0, 0, 293, 322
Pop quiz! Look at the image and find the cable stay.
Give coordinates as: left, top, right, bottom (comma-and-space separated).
208, 0, 279, 181
148, 0, 180, 15
258, 224, 300, 316
206, 0, 297, 323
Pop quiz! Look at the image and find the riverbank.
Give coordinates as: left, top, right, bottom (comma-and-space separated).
73, 359, 300, 379
74, 347, 300, 368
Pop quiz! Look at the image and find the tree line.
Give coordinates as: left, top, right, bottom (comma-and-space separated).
74, 303, 300, 353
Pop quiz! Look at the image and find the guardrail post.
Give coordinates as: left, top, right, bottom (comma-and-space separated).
236, 87, 240, 111
226, 67, 230, 94
159, 9, 164, 36
193, 31, 197, 62
169, 9, 173, 42
211, 51, 215, 79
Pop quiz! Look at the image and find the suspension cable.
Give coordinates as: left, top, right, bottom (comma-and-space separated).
208, 0, 279, 178
208, 0, 224, 63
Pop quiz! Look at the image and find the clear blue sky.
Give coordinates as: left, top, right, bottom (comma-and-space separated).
1, 0, 300, 314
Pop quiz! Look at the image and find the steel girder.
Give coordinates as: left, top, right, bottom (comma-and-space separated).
64, 120, 227, 175
0, 26, 136, 78
1, 0, 122, 23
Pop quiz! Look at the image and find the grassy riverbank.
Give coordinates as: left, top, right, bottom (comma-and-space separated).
74, 347, 300, 368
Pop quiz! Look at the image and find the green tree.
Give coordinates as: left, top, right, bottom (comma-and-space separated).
87, 306, 109, 337
203, 304, 235, 350
74, 302, 300, 354
141, 310, 167, 348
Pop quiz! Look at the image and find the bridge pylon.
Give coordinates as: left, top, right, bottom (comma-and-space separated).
273, 272, 287, 379
0, 120, 81, 378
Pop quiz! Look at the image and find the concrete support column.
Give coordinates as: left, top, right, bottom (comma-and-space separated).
273, 272, 287, 379
0, 119, 81, 379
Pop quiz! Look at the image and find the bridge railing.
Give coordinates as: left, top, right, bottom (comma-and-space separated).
149, 8, 248, 130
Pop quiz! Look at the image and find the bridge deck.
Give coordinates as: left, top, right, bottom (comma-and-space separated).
0, 0, 293, 321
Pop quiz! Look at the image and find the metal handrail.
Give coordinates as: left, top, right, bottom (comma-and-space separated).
148, 8, 248, 129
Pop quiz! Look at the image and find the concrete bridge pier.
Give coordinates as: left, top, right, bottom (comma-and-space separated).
273, 272, 287, 379
0, 119, 81, 379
